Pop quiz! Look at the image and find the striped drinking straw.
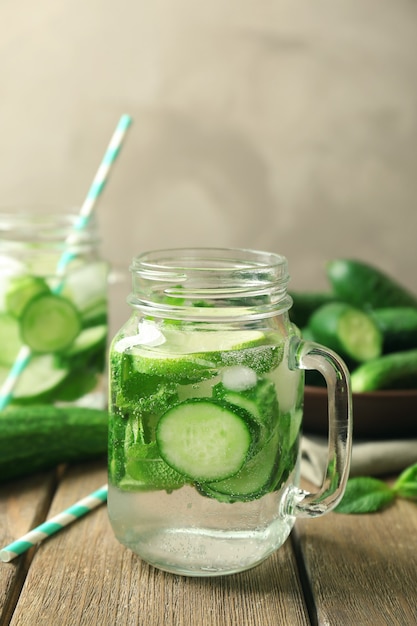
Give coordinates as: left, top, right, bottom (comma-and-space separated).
0, 114, 132, 411
0, 485, 108, 562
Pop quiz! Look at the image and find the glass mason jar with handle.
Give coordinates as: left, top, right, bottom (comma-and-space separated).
108, 248, 352, 577
0, 209, 108, 410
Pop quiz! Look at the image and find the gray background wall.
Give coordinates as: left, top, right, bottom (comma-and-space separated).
1, 0, 416, 333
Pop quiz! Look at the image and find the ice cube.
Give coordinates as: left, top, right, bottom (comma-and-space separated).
222, 365, 257, 391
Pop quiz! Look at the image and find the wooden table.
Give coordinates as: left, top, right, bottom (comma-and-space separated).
1, 460, 416, 626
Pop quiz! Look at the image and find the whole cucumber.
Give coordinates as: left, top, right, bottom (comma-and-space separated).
351, 349, 417, 392
0, 405, 108, 483
371, 307, 417, 353
326, 259, 417, 310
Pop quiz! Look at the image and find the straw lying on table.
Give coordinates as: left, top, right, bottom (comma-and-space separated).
0, 485, 108, 562
0, 113, 132, 411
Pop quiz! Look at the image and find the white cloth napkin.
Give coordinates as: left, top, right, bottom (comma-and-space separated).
301, 435, 417, 486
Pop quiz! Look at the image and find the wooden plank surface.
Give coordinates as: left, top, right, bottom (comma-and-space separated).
0, 471, 57, 624
294, 494, 417, 626
8, 461, 310, 626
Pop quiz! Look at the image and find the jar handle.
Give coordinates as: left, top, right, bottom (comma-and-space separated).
283, 337, 353, 518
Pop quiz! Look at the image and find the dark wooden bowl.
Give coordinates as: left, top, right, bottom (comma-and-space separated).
303, 385, 417, 439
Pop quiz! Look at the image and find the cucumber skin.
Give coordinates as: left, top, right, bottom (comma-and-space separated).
0, 406, 108, 483
351, 349, 417, 392
371, 307, 417, 353
326, 259, 417, 310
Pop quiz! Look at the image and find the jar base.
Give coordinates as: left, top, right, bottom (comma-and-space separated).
113, 521, 294, 577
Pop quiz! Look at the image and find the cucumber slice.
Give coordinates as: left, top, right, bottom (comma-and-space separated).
61, 261, 108, 315
5, 275, 49, 318
64, 324, 107, 357
0, 354, 69, 402
0, 313, 22, 365
309, 302, 382, 362
156, 398, 258, 482
20, 293, 81, 353
213, 377, 279, 446
200, 427, 280, 502
126, 327, 282, 382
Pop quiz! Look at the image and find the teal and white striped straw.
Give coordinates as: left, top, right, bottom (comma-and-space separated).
0, 484, 108, 562
0, 114, 132, 411
56, 113, 132, 275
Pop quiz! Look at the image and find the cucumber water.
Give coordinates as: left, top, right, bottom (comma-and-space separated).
106, 247, 318, 577
109, 321, 302, 494
108, 320, 302, 572
0, 261, 108, 407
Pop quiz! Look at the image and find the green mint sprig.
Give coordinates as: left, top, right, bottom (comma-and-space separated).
335, 462, 417, 514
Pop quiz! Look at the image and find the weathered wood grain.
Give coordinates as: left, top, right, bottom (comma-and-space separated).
294, 492, 417, 626
8, 461, 310, 626
0, 470, 57, 624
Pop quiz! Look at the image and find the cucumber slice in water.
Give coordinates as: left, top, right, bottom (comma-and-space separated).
213, 377, 279, 447
0, 313, 22, 365
0, 354, 68, 402
201, 426, 281, 501
20, 293, 81, 353
61, 262, 108, 316
5, 275, 50, 318
127, 328, 282, 382
156, 398, 257, 482
64, 324, 107, 357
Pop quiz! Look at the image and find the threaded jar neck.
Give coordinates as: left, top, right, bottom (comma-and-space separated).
0, 210, 100, 264
128, 248, 291, 322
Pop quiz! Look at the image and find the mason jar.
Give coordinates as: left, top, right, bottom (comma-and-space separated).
0, 209, 108, 410
108, 247, 352, 577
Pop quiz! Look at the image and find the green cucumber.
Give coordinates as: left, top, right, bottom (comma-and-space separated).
20, 293, 81, 353
289, 291, 337, 328
326, 259, 417, 310
0, 405, 108, 483
309, 302, 382, 362
156, 398, 259, 482
371, 307, 417, 354
351, 348, 417, 392
5, 275, 50, 318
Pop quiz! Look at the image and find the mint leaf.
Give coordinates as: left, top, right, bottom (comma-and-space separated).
393, 463, 417, 500
335, 476, 396, 514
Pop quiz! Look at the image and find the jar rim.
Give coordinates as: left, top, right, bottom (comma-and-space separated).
129, 247, 291, 321
131, 247, 288, 274
0, 208, 99, 245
